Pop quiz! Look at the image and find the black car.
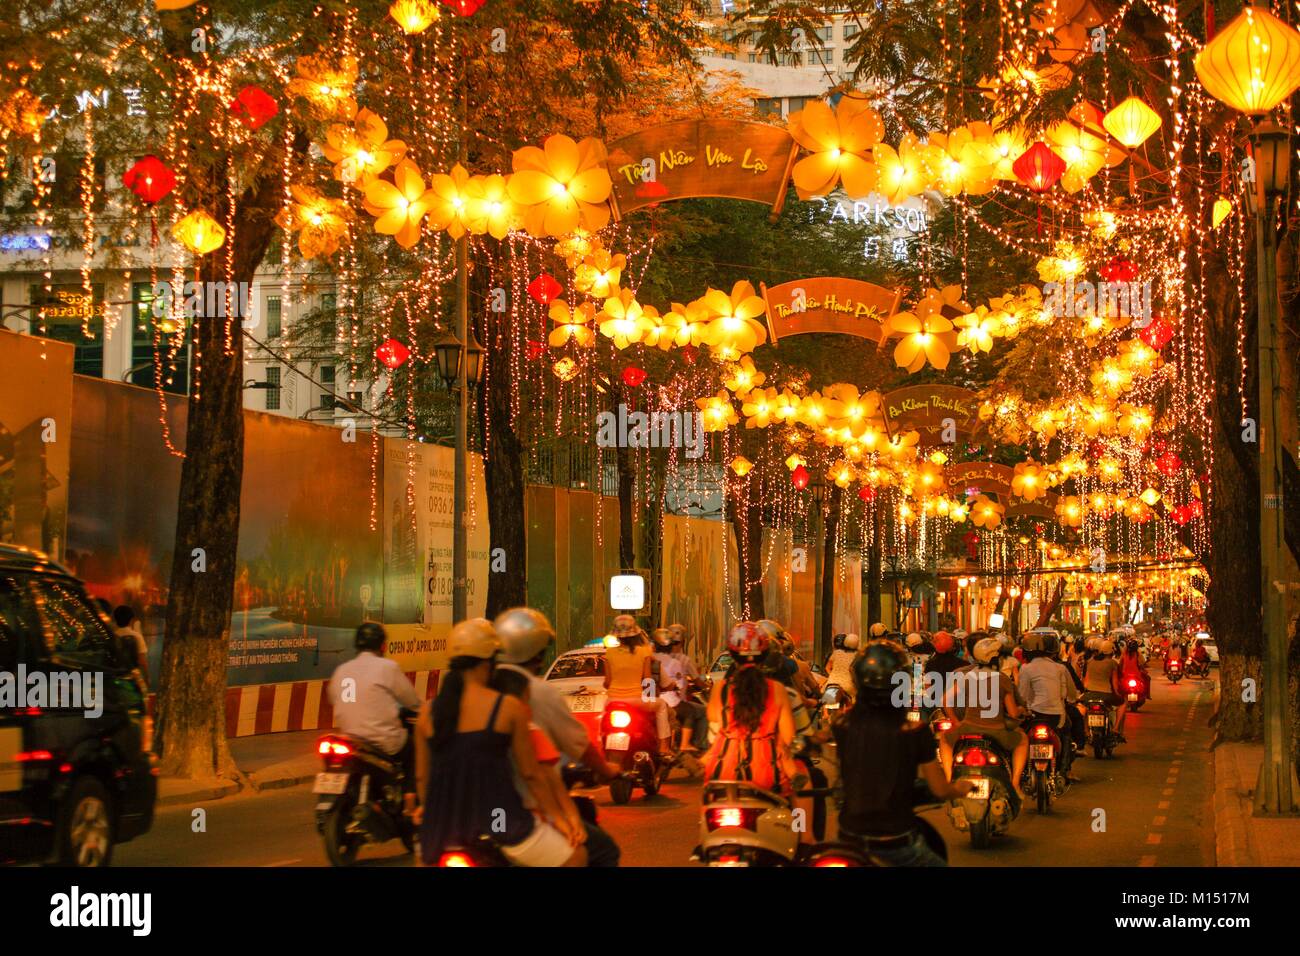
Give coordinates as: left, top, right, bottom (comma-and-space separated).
0, 544, 157, 866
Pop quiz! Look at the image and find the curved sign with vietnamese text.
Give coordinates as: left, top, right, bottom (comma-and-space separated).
760, 277, 902, 344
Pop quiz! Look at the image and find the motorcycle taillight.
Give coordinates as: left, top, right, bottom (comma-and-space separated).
706, 807, 761, 830
1032, 725, 1051, 740
961, 748, 988, 767
608, 709, 633, 729
438, 851, 477, 867
318, 738, 351, 757
812, 854, 860, 867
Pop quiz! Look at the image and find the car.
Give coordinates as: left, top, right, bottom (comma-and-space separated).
543, 646, 607, 716
0, 544, 157, 866
1192, 633, 1219, 665
707, 652, 733, 687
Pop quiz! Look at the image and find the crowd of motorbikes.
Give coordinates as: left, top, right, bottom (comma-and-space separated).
308, 621, 1212, 868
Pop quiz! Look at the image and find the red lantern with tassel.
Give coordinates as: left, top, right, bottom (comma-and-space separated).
1155, 450, 1182, 477
440, 0, 484, 14
527, 273, 562, 304
123, 155, 176, 204
1139, 316, 1175, 350
621, 366, 647, 387
376, 338, 411, 369
1012, 142, 1067, 192
1100, 257, 1139, 283
791, 465, 810, 490
230, 85, 279, 130
858, 486, 876, 502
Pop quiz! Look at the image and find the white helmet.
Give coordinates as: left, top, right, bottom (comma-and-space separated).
494, 607, 555, 664
1099, 640, 1115, 655
868, 623, 887, 639
448, 618, 500, 660
905, 632, 923, 648
973, 637, 1003, 664
1085, 636, 1101, 651
843, 633, 861, 650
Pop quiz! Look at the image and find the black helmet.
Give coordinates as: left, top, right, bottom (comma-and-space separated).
1126, 638, 1139, 653
851, 639, 908, 704
355, 622, 386, 652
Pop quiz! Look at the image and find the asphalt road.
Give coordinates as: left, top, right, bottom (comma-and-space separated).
117, 670, 1217, 867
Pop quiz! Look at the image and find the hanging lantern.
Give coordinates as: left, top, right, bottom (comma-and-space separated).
230, 85, 279, 130
376, 337, 411, 369
1194, 5, 1300, 115
680, 344, 698, 364
172, 210, 226, 255
1155, 450, 1182, 477
1100, 257, 1139, 283
123, 155, 176, 204
621, 366, 647, 387
389, 0, 439, 33
1139, 316, 1175, 350
440, 0, 485, 15
1211, 196, 1233, 229
527, 272, 562, 304
525, 340, 546, 362
1170, 504, 1193, 526
791, 464, 811, 490
553, 357, 580, 381
730, 455, 754, 477
1102, 96, 1162, 148
1011, 142, 1067, 192
858, 486, 876, 502
635, 179, 669, 203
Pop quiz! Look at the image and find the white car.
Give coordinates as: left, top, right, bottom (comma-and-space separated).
543, 646, 607, 714
1192, 634, 1219, 665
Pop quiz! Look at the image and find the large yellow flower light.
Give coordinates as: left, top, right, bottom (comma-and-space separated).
575, 250, 625, 298
1011, 462, 1047, 501
697, 390, 739, 432
288, 54, 358, 119
955, 306, 1001, 353
970, 495, 1005, 529
773, 389, 802, 424
1056, 496, 1084, 527
886, 429, 920, 462
930, 125, 997, 196
275, 185, 350, 259
1117, 402, 1154, 440
547, 300, 597, 348
699, 281, 769, 354
723, 356, 765, 396
364, 159, 429, 248
463, 173, 515, 239
1046, 120, 1110, 192
1194, 5, 1300, 115
507, 135, 612, 237
322, 109, 406, 186
426, 163, 474, 239
873, 134, 937, 205
889, 310, 955, 372
597, 289, 646, 349
640, 307, 686, 351
788, 95, 884, 198
987, 123, 1029, 179
389, 0, 439, 33
742, 387, 781, 428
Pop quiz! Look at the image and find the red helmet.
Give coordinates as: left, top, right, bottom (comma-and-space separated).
727, 621, 770, 659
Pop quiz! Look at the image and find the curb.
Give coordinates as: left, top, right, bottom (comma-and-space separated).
1212, 743, 1255, 867
156, 779, 241, 808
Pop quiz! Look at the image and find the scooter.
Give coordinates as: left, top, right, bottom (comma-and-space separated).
314, 716, 416, 866
600, 701, 671, 804
1185, 656, 1210, 679
1021, 715, 1067, 814
1165, 657, 1184, 684
947, 733, 1020, 848
1123, 674, 1149, 710
1084, 697, 1120, 759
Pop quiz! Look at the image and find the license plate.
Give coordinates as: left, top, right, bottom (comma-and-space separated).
906, 710, 921, 723
604, 732, 631, 751
313, 772, 349, 794
967, 777, 990, 799
1030, 744, 1054, 760
1088, 714, 1106, 727
1127, 693, 1139, 702
569, 694, 597, 712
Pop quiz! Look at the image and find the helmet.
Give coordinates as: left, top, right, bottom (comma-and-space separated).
1021, 633, 1045, 653
727, 621, 770, 659
852, 639, 908, 700
494, 607, 555, 665
1099, 640, 1115, 655
973, 637, 1002, 664
868, 622, 888, 639
905, 633, 923, 649
667, 623, 687, 643
843, 633, 861, 650
1126, 639, 1139, 653
652, 628, 674, 649
448, 618, 500, 660
932, 631, 955, 654
952, 628, 968, 641
756, 619, 787, 642
355, 622, 386, 652
1041, 633, 1060, 655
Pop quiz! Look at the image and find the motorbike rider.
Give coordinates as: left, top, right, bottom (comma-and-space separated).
651, 627, 705, 754
834, 639, 974, 866
758, 619, 820, 701
1081, 639, 1127, 741
1164, 637, 1187, 675
666, 622, 704, 689
925, 631, 965, 679
1017, 633, 1081, 772
939, 636, 1029, 798
415, 618, 586, 867
704, 622, 801, 799
1120, 638, 1150, 698
824, 632, 860, 707
1190, 638, 1211, 675
327, 623, 422, 809
761, 642, 828, 841
603, 614, 674, 759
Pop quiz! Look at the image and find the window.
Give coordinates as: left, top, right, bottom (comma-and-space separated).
0, 575, 40, 673
347, 391, 363, 411
30, 284, 105, 377
757, 98, 783, 117
809, 48, 832, 65
748, 52, 757, 62
816, 25, 833, 42
27, 576, 115, 667
129, 282, 188, 395
266, 295, 282, 338
319, 365, 335, 411
265, 366, 281, 410
843, 22, 860, 39
321, 293, 337, 341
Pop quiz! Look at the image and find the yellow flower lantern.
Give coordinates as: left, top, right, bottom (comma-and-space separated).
1011, 461, 1047, 501
597, 290, 647, 349
287, 54, 358, 119
1102, 96, 1162, 148
888, 310, 954, 372
172, 210, 226, 255
275, 185, 350, 259
323, 110, 407, 186
741, 387, 779, 428
389, 0, 439, 34
699, 281, 769, 354
1194, 5, 1300, 115
723, 356, 765, 397
463, 173, 514, 239
364, 159, 429, 249
787, 95, 884, 198
697, 391, 739, 432
1056, 496, 1084, 527
970, 495, 1005, 529
574, 250, 625, 298
426, 163, 474, 239
507, 135, 612, 236
547, 300, 596, 348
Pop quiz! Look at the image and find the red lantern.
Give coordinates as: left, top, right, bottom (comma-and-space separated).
858, 486, 876, 502
230, 85, 279, 130
635, 180, 669, 202
1190, 499, 1204, 518
1155, 450, 1182, 477
1100, 257, 1139, 283
621, 366, 647, 387
1139, 316, 1175, 350
963, 531, 979, 558
527, 272, 562, 305
1011, 142, 1067, 193
791, 465, 810, 490
123, 155, 176, 205
376, 338, 411, 369
440, 0, 484, 14
1170, 504, 1193, 526
526, 340, 546, 361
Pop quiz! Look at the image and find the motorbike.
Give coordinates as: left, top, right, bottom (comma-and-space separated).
435, 763, 601, 867
1021, 715, 1068, 814
819, 683, 847, 719
946, 733, 1020, 848
1084, 697, 1120, 759
1185, 656, 1210, 679
600, 701, 672, 804
1123, 673, 1149, 710
314, 715, 416, 866
1165, 657, 1184, 684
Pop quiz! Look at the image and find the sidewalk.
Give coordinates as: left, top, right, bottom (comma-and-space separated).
156, 730, 322, 808
1213, 741, 1300, 866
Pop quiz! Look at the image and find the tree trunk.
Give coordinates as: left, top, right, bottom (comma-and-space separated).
613, 386, 635, 569
819, 484, 840, 654
866, 503, 882, 628
481, 305, 527, 617
1035, 579, 1067, 627
726, 477, 765, 620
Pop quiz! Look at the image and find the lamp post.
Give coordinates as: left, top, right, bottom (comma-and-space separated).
1195, 3, 1300, 815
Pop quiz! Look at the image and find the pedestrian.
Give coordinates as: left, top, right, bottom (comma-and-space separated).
112, 605, 149, 678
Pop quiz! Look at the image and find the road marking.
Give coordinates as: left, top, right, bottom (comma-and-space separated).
1139, 855, 1158, 867
1152, 816, 1166, 826
1162, 788, 1174, 796
1146, 833, 1163, 844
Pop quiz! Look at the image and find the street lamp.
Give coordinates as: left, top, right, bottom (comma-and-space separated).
1195, 2, 1300, 816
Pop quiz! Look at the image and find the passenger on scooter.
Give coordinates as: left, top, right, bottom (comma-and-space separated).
938, 637, 1029, 798
1017, 633, 1081, 770
603, 614, 674, 759
925, 631, 965, 679
1120, 639, 1150, 698
1080, 640, 1127, 741
834, 639, 974, 866
762, 644, 828, 840
824, 633, 860, 706
327, 623, 422, 808
414, 619, 586, 867
652, 628, 705, 754
704, 622, 801, 799
759, 619, 820, 701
